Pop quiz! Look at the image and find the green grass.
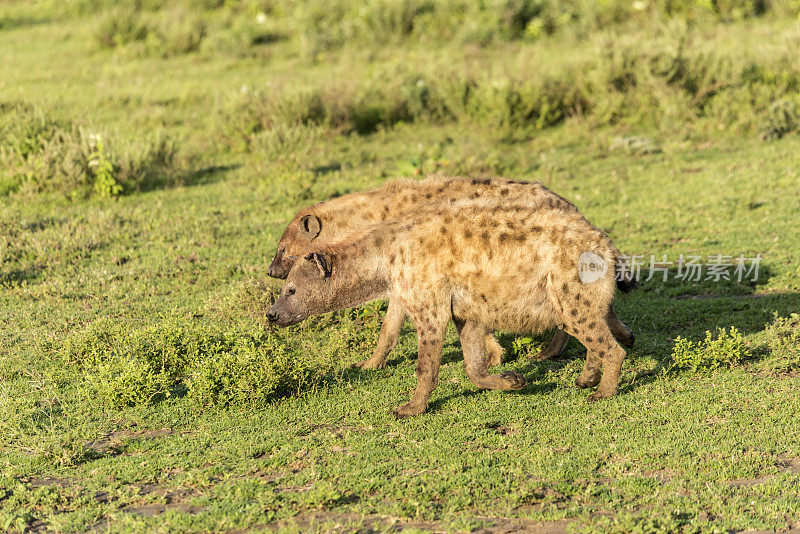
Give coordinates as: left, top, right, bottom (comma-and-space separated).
3, 1, 800, 532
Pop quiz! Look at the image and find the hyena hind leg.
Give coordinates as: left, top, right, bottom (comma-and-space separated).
608, 308, 634, 349
458, 320, 526, 391
532, 328, 569, 361
567, 313, 626, 401
457, 324, 503, 367
575, 350, 603, 389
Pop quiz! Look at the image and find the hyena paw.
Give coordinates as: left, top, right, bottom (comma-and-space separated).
531, 347, 558, 361
486, 347, 504, 367
499, 371, 527, 390
391, 402, 426, 418
586, 388, 617, 402
575, 370, 601, 389
353, 358, 386, 370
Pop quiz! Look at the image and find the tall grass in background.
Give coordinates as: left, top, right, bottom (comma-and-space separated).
218, 28, 800, 146
5, 0, 800, 52
2, 0, 800, 199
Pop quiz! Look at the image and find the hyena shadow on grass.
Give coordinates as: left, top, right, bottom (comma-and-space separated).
426, 368, 561, 413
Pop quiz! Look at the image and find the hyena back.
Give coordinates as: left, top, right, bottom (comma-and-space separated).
267, 176, 577, 278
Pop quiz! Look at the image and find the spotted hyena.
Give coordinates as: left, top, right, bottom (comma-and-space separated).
267, 199, 634, 417
267, 176, 585, 369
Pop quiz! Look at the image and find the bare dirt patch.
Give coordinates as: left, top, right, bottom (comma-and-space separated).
727, 453, 800, 487
778, 453, 800, 474
25, 475, 76, 488
123, 484, 203, 517
83, 424, 193, 457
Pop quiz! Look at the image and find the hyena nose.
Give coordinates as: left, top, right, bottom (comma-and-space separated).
266, 310, 278, 322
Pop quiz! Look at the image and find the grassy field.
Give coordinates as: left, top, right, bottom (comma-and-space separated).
2, 1, 800, 532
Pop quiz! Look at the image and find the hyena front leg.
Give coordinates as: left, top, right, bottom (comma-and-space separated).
532, 328, 569, 361
455, 322, 504, 367
392, 309, 449, 418
457, 320, 526, 390
355, 297, 406, 370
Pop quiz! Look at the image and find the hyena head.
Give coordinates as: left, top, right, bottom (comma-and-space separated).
267, 213, 323, 279
267, 251, 333, 326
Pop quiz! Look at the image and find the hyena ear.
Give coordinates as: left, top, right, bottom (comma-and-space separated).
304, 252, 332, 279
299, 215, 322, 239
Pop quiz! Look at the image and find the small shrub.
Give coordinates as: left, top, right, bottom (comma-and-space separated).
59, 318, 122, 368
229, 277, 281, 319
0, 102, 68, 157
84, 358, 174, 408
114, 132, 179, 191
760, 98, 800, 140
94, 6, 149, 49
186, 333, 323, 407
200, 10, 287, 54
669, 326, 747, 373
759, 313, 800, 374
256, 122, 324, 158
221, 88, 329, 149
86, 135, 122, 198
149, 7, 207, 56
359, 0, 435, 43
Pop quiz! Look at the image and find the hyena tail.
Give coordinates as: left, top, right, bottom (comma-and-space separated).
615, 254, 638, 293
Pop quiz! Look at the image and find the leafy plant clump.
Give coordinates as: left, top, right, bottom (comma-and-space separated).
760, 98, 800, 140
669, 326, 748, 373
59, 318, 336, 409
757, 313, 800, 375
146, 6, 207, 57
94, 4, 206, 56
86, 135, 122, 198
94, 6, 149, 49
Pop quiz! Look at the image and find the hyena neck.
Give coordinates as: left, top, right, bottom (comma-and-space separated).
328, 242, 390, 310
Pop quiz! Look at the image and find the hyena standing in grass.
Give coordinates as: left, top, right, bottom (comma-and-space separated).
267, 200, 634, 417
267, 176, 588, 369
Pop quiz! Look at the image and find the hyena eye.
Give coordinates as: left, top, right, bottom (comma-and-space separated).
287, 288, 296, 296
